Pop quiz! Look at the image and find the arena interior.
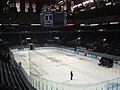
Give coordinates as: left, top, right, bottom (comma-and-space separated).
0, 0, 120, 90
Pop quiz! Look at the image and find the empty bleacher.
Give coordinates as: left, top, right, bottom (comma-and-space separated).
0, 48, 35, 90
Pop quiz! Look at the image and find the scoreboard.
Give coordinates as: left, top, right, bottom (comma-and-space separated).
40, 11, 67, 28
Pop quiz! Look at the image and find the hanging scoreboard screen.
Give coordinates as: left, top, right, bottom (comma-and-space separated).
40, 11, 67, 28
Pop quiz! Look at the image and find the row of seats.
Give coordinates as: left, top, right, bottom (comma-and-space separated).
0, 51, 33, 90
1, 31, 120, 56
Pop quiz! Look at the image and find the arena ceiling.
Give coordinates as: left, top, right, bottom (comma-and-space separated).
0, 0, 90, 16
0, 0, 119, 25
0, 0, 86, 10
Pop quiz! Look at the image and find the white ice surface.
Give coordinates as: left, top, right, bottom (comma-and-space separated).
13, 48, 120, 85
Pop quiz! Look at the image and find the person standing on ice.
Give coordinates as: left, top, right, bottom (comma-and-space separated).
70, 71, 73, 80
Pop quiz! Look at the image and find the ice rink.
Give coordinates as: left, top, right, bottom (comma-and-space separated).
12, 47, 120, 86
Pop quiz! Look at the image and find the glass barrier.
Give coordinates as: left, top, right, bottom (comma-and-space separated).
19, 61, 120, 90
11, 46, 120, 90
